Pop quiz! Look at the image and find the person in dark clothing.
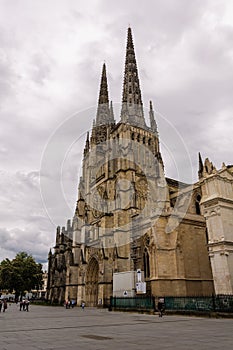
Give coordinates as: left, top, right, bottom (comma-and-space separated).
3, 299, 7, 312
157, 297, 165, 317
25, 299, 29, 311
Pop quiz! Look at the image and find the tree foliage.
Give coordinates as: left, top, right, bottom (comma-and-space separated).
0, 252, 43, 298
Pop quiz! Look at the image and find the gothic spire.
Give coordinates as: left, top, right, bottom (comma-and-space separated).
56, 226, 60, 245
121, 27, 145, 127
149, 100, 158, 134
198, 152, 204, 179
83, 132, 90, 157
96, 63, 110, 125
109, 100, 115, 124
98, 63, 109, 105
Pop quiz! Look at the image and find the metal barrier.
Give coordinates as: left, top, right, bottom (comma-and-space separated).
165, 296, 214, 311
164, 295, 233, 313
108, 295, 233, 313
214, 294, 233, 312
109, 296, 155, 311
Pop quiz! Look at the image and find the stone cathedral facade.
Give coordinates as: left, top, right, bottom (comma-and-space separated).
47, 28, 233, 306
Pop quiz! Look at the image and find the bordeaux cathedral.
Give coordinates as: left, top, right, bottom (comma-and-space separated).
47, 28, 233, 306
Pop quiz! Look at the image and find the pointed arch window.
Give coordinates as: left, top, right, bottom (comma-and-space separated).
195, 194, 201, 215
143, 248, 150, 278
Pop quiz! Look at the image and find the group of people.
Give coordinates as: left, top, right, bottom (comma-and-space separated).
64, 299, 85, 310
0, 298, 30, 312
0, 299, 8, 312
19, 299, 30, 311
64, 299, 76, 309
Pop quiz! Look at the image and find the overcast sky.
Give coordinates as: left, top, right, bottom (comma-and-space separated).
0, 0, 233, 269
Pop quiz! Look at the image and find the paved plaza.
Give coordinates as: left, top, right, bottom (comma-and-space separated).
0, 303, 232, 350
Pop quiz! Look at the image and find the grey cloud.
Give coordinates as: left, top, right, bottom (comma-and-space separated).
0, 54, 15, 103
29, 53, 52, 85
0, 170, 55, 263
0, 171, 50, 225
0, 227, 50, 263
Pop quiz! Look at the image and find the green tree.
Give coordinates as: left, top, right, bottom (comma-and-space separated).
0, 252, 43, 299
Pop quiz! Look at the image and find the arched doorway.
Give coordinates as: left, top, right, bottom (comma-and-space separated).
85, 257, 99, 306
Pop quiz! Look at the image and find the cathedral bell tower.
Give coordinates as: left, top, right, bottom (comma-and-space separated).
71, 27, 166, 305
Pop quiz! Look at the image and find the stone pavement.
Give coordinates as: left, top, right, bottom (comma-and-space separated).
0, 303, 233, 350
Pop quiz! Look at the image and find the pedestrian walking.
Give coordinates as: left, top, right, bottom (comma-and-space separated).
81, 302, 85, 310
25, 299, 30, 312
0, 300, 2, 312
157, 297, 165, 317
65, 299, 70, 309
3, 299, 7, 312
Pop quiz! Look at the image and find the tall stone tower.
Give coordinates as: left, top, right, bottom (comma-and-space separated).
47, 28, 214, 305
199, 158, 233, 294
72, 27, 166, 305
